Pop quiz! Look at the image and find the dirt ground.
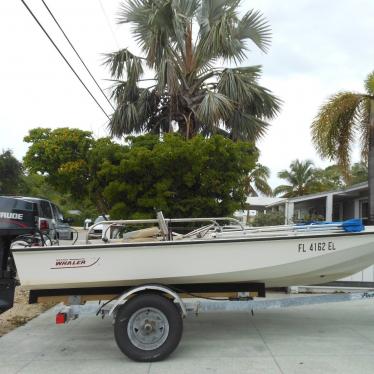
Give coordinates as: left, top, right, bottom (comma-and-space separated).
0, 287, 54, 336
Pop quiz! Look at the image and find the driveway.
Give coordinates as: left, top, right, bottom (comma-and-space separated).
1, 298, 374, 373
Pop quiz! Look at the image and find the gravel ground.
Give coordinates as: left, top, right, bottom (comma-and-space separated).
0, 287, 54, 337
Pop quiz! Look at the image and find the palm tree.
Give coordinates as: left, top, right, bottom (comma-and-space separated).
244, 163, 272, 196
311, 72, 374, 223
105, 0, 280, 141
274, 160, 316, 197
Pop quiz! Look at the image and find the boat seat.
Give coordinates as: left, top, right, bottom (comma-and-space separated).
122, 227, 161, 241
124, 237, 161, 243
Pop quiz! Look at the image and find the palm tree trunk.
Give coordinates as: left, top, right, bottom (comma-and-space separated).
368, 99, 374, 224
185, 22, 193, 74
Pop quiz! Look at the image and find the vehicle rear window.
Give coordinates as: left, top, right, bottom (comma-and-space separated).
0, 197, 34, 212
40, 201, 53, 219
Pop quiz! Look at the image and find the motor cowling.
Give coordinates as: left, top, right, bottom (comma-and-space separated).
0, 196, 39, 313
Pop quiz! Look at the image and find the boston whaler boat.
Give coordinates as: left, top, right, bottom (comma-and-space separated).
3, 203, 374, 362
11, 213, 374, 290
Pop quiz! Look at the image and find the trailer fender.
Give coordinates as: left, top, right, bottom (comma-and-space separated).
108, 284, 187, 317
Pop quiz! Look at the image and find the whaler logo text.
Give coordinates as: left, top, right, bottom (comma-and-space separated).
0, 212, 23, 220
51, 257, 100, 269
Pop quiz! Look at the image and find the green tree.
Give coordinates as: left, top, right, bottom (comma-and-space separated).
244, 163, 272, 196
311, 71, 374, 222
312, 165, 344, 192
85, 137, 127, 212
23, 128, 94, 199
274, 159, 316, 197
21, 173, 98, 225
105, 0, 280, 140
21, 173, 56, 200
101, 134, 258, 218
350, 162, 368, 185
0, 150, 23, 194
23, 128, 258, 218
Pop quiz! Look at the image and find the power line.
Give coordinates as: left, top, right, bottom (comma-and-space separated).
41, 0, 115, 111
98, 0, 120, 49
20, 0, 110, 120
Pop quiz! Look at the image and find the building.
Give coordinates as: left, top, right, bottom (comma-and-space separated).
234, 196, 285, 223
266, 182, 368, 224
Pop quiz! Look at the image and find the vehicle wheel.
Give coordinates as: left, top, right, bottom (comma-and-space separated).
114, 293, 183, 362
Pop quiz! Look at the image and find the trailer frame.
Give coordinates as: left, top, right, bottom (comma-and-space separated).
49, 282, 374, 362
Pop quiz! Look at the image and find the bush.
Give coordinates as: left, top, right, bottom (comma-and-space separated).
252, 211, 284, 227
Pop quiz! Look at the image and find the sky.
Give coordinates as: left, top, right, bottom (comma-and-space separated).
0, 0, 373, 187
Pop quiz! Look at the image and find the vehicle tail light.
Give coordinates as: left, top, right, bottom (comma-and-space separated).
39, 219, 49, 231
55, 312, 67, 324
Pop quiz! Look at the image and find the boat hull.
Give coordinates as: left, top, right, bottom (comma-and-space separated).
12, 231, 374, 290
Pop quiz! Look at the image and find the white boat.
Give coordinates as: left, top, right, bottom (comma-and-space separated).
11, 214, 374, 291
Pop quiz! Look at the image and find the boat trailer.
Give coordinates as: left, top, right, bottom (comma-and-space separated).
49, 283, 374, 362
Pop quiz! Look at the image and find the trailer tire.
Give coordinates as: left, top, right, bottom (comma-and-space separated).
114, 293, 183, 362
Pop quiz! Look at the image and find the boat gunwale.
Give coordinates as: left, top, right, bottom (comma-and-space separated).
10, 230, 374, 253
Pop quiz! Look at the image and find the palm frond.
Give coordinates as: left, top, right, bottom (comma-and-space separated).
275, 160, 316, 197
118, 0, 174, 65
218, 66, 262, 103
225, 111, 269, 142
196, 1, 243, 63
217, 66, 281, 120
311, 92, 363, 172
109, 79, 139, 105
358, 98, 371, 162
277, 169, 292, 182
109, 102, 139, 137
196, 2, 270, 65
252, 163, 270, 179
235, 10, 271, 53
157, 58, 180, 95
253, 178, 273, 196
197, 0, 237, 36
252, 164, 272, 195
103, 48, 144, 80
170, 0, 200, 52
273, 184, 293, 197
108, 86, 161, 137
195, 91, 233, 128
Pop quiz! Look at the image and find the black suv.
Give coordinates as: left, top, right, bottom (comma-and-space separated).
0, 196, 73, 240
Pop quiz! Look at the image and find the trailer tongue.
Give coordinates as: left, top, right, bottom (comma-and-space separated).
0, 196, 39, 313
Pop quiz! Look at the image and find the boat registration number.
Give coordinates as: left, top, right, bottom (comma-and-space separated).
298, 242, 336, 253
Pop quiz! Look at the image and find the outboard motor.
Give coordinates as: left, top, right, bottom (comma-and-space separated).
0, 196, 38, 313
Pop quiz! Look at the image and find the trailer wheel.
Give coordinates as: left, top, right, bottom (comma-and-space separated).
114, 293, 183, 362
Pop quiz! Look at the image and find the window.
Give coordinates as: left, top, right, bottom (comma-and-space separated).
0, 198, 33, 212
52, 204, 64, 222
40, 201, 53, 219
